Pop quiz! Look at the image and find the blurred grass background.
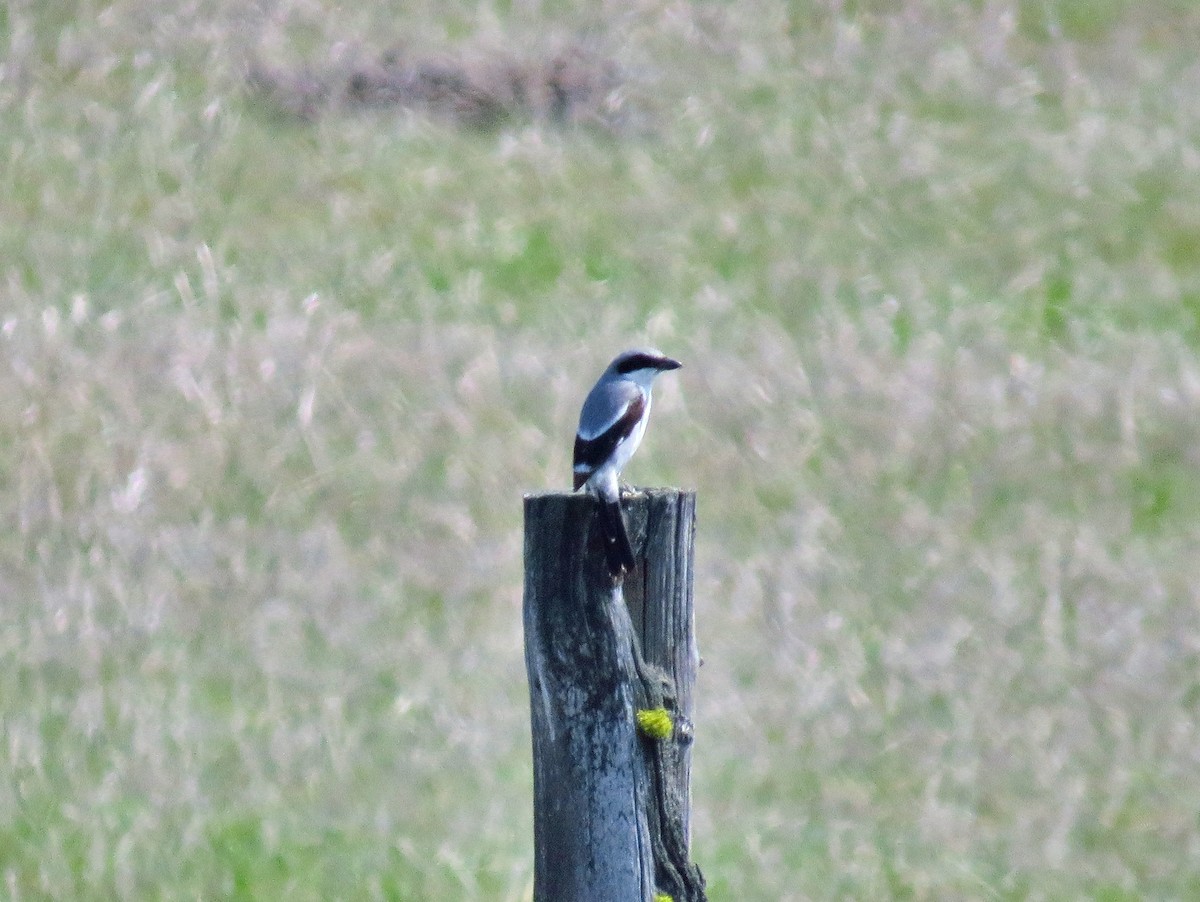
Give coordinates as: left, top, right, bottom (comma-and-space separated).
3, 0, 1200, 898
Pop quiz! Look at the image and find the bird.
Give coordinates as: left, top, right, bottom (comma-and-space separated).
573, 347, 682, 577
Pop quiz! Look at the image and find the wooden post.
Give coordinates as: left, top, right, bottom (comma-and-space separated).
523, 488, 705, 902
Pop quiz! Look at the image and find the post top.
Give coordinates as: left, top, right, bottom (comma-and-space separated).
523, 487, 696, 502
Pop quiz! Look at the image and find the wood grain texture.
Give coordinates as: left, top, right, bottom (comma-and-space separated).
523, 489, 705, 902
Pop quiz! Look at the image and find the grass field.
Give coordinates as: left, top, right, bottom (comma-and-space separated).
4, 0, 1200, 898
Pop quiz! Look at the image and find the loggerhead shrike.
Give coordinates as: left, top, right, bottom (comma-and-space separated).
573, 348, 682, 576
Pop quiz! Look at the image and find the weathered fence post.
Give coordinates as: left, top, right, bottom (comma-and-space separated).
523, 488, 705, 902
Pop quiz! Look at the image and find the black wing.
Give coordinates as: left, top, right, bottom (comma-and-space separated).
573, 393, 646, 490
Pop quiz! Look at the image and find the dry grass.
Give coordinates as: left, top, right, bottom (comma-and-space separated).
3, 0, 1200, 899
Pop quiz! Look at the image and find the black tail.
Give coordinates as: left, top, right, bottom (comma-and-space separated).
598, 497, 636, 577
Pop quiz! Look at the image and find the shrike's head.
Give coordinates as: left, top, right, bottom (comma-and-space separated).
604, 347, 682, 390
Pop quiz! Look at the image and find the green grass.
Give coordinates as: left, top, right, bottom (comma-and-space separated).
4, 0, 1200, 898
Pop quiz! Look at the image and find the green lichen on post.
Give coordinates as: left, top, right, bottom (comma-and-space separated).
636, 706, 674, 740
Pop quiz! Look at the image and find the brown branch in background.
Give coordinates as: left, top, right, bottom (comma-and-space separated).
246, 44, 634, 131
